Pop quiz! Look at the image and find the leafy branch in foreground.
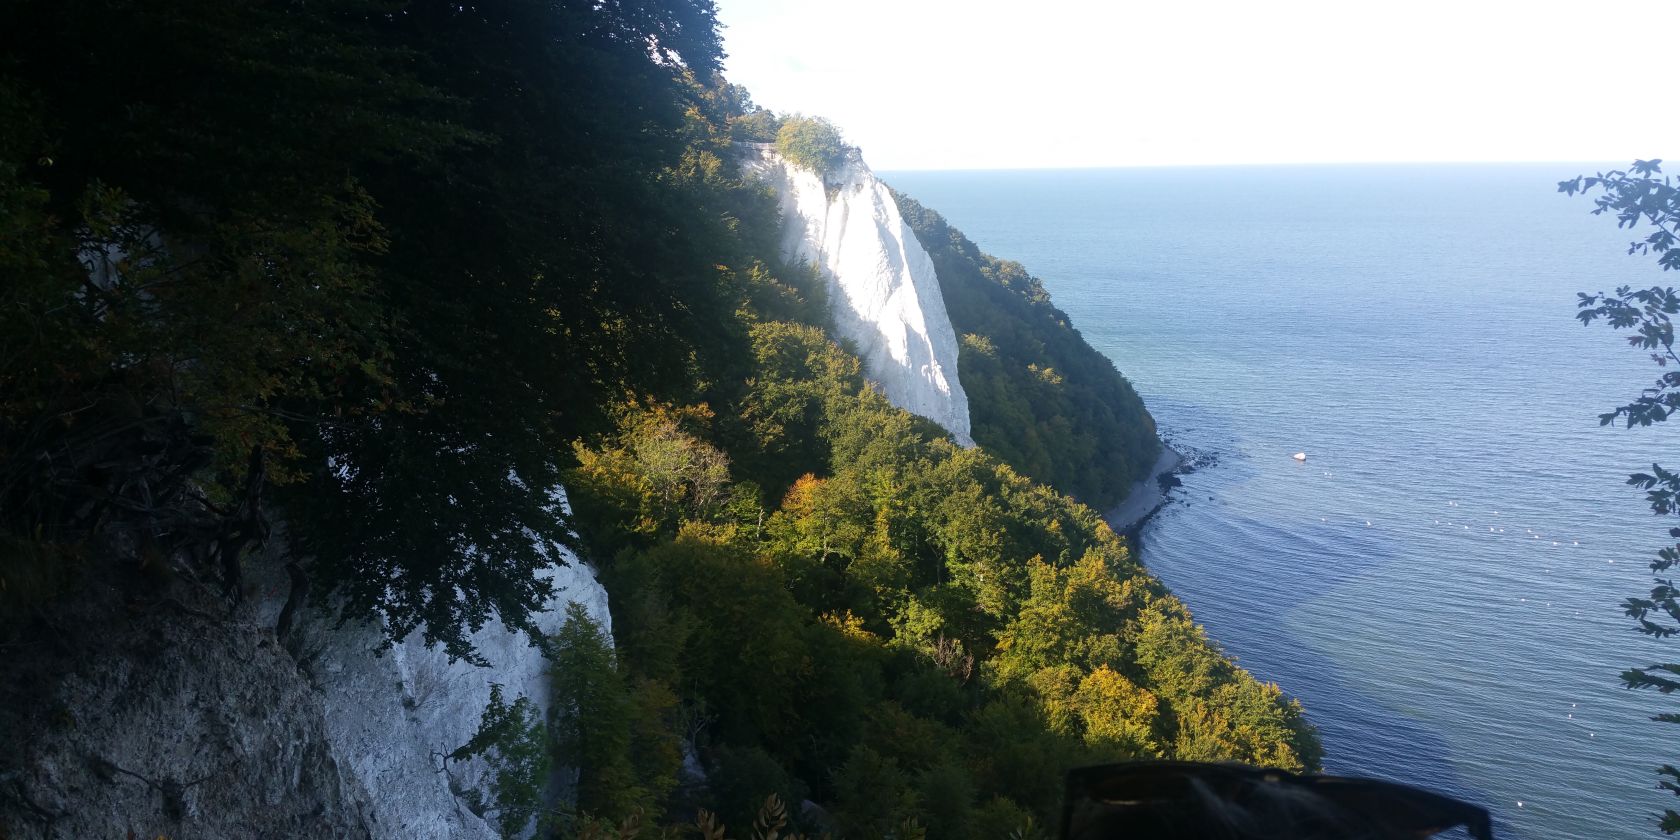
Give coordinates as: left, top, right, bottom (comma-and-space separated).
1566, 158, 1680, 833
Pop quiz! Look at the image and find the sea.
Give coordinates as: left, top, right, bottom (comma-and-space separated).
886, 163, 1676, 839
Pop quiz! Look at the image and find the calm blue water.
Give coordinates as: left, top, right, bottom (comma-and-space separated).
887, 164, 1677, 839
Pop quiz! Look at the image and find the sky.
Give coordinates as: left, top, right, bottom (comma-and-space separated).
713, 0, 1680, 171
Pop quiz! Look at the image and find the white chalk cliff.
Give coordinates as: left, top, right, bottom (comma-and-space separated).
302, 556, 611, 839
742, 144, 974, 445
0, 502, 611, 840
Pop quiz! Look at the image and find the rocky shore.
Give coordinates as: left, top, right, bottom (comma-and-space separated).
1103, 443, 1185, 535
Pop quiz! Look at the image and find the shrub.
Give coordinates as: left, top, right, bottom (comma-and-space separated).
775, 116, 850, 175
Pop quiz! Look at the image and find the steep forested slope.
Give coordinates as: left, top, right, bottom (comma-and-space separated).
0, 2, 1316, 837
895, 193, 1159, 509
565, 324, 1320, 835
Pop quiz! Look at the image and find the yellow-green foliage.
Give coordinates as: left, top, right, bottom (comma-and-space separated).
774, 115, 850, 175
1073, 667, 1160, 757
569, 402, 737, 554
567, 309, 1321, 834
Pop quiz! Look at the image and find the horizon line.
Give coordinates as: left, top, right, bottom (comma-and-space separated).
874, 158, 1661, 174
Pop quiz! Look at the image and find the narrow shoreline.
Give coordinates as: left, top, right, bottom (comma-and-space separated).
1102, 442, 1185, 538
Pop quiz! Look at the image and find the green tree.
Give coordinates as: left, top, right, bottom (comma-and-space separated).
450, 684, 551, 837
1565, 159, 1680, 833
0, 0, 737, 659
284, 0, 736, 659
775, 116, 851, 175
568, 402, 738, 556
707, 745, 810, 833
552, 602, 643, 820
831, 745, 919, 837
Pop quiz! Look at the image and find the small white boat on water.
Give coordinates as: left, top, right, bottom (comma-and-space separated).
1292, 452, 1307, 462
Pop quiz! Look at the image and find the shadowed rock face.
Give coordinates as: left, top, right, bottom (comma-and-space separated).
0, 511, 612, 840
743, 145, 974, 446
0, 576, 376, 840
298, 560, 611, 840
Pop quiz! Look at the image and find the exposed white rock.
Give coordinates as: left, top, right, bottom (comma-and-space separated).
742, 144, 974, 445
0, 578, 377, 840
0, 492, 615, 840
301, 554, 611, 840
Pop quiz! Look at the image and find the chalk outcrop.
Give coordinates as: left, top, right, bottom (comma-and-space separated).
743, 144, 974, 445
300, 559, 610, 839
0, 516, 611, 840
0, 576, 376, 840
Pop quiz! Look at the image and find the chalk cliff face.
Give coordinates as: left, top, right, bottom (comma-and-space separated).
0, 518, 610, 840
743, 145, 974, 445
0, 578, 376, 840
301, 558, 611, 839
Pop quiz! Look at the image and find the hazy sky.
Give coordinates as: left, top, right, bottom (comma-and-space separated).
714, 0, 1680, 171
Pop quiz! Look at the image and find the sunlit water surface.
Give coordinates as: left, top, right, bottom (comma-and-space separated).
888, 164, 1674, 839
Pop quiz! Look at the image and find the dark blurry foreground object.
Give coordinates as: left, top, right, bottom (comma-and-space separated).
1062, 761, 1493, 839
